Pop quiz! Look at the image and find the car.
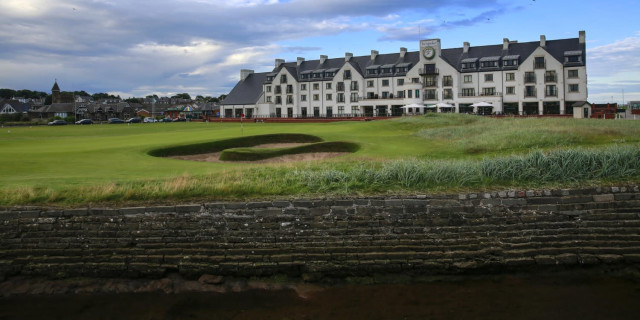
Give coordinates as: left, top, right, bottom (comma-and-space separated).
75, 119, 93, 125
160, 118, 173, 122
48, 120, 67, 126
125, 118, 141, 123
108, 118, 125, 124
172, 117, 187, 122
143, 117, 157, 123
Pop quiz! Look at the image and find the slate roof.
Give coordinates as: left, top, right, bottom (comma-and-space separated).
37, 103, 75, 113
221, 72, 268, 105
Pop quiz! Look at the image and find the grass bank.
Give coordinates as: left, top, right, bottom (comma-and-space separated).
1, 114, 640, 207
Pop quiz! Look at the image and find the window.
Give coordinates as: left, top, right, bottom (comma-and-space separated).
569, 84, 579, 93
424, 89, 436, 100
367, 92, 375, 99
266, 96, 272, 102
464, 75, 472, 83
367, 80, 374, 88
337, 82, 345, 91
313, 83, 319, 90
412, 78, 420, 84
482, 87, 495, 96
381, 91, 389, 99
326, 83, 332, 90
350, 81, 359, 91
506, 73, 515, 81
396, 91, 404, 98
461, 88, 475, 97
534, 57, 545, 69
415, 89, 420, 98
503, 59, 518, 67
337, 93, 345, 102
397, 79, 404, 86
325, 72, 335, 77
313, 94, 319, 101
424, 75, 437, 87
266, 86, 272, 92
442, 75, 452, 86
275, 96, 282, 104
382, 79, 389, 86
350, 93, 358, 102
367, 69, 378, 75
381, 67, 393, 74
286, 85, 293, 94
545, 71, 557, 83
545, 85, 557, 97
344, 70, 351, 79
326, 93, 332, 101
280, 75, 287, 83
301, 95, 307, 101
338, 106, 344, 114
352, 106, 360, 114
462, 62, 476, 69
506, 87, 515, 95
443, 89, 453, 100
484, 74, 493, 82
481, 61, 498, 68
568, 70, 579, 78
408, 90, 413, 98
287, 95, 294, 104
525, 86, 536, 97
524, 72, 536, 83
566, 55, 581, 63
275, 85, 281, 94
301, 84, 307, 91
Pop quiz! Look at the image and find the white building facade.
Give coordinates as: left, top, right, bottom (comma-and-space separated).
222, 31, 587, 117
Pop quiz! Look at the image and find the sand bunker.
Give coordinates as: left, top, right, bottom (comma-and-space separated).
168, 143, 349, 163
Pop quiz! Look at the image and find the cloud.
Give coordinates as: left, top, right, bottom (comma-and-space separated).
587, 34, 640, 103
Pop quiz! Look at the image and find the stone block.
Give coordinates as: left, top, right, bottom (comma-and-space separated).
593, 194, 615, 203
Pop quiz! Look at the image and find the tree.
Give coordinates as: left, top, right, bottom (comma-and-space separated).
171, 93, 191, 100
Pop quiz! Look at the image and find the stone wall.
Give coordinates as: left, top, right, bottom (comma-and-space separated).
2, 186, 640, 281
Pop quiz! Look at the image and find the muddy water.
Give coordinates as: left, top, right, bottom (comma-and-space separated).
1, 276, 639, 320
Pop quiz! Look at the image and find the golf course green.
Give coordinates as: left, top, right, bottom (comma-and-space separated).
2, 114, 640, 206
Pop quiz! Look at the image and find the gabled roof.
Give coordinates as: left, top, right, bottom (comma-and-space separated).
221, 72, 268, 105
2, 100, 31, 113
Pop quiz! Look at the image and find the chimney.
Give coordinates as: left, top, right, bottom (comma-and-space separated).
345, 52, 353, 62
240, 69, 254, 81
275, 58, 285, 67
540, 35, 546, 47
503, 38, 509, 50
579, 30, 586, 44
320, 55, 328, 64
371, 50, 379, 60
463, 42, 470, 54
297, 57, 305, 66
400, 47, 407, 58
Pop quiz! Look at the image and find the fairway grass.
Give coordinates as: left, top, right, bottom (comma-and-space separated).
2, 114, 640, 207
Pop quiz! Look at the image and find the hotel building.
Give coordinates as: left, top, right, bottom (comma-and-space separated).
222, 31, 587, 117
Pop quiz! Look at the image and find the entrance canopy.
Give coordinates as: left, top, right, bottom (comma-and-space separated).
470, 102, 493, 107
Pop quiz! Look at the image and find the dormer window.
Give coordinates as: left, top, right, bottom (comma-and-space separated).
461, 58, 478, 70
266, 76, 274, 81
564, 51, 583, 64
502, 55, 519, 68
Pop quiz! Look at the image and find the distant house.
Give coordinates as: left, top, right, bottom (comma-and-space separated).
35, 103, 76, 119
629, 101, 640, 115
0, 100, 31, 115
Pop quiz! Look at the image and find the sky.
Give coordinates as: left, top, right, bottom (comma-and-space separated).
0, 0, 638, 103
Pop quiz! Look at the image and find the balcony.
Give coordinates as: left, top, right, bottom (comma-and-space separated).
524, 89, 537, 98
545, 75, 557, 83
459, 91, 502, 98
422, 80, 438, 88
524, 76, 536, 84
442, 80, 453, 87
534, 61, 546, 69
361, 94, 401, 101
419, 66, 439, 75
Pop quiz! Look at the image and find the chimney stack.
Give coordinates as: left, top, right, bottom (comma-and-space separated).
463, 42, 470, 54
400, 47, 407, 58
371, 50, 379, 60
540, 35, 546, 47
579, 30, 586, 44
240, 69, 254, 81
320, 55, 328, 64
275, 59, 285, 67
297, 57, 305, 66
345, 52, 353, 62
503, 38, 509, 50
